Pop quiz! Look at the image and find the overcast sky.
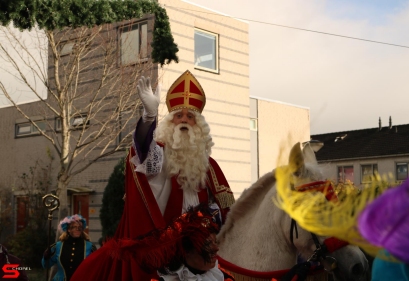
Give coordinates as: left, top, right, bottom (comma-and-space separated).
1, 1, 408, 135
188, 0, 409, 134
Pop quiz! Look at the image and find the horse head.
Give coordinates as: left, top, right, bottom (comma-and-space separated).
218, 142, 370, 281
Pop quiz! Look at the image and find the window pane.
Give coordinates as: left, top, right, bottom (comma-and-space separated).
361, 165, 373, 182
337, 166, 354, 183
397, 163, 408, 180
56, 118, 61, 131
17, 124, 31, 135
344, 166, 354, 183
61, 42, 75, 56
140, 23, 148, 58
194, 30, 217, 70
35, 121, 46, 132
250, 119, 258, 131
121, 25, 139, 65
72, 116, 86, 126
337, 167, 343, 182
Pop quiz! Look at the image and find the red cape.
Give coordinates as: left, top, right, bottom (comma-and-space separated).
71, 146, 234, 281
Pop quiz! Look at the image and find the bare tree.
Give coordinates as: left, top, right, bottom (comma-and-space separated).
0, 22, 156, 221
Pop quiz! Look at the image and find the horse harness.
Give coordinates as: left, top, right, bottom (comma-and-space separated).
288, 180, 349, 272
290, 218, 349, 273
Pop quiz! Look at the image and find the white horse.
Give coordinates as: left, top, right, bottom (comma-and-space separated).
217, 143, 370, 281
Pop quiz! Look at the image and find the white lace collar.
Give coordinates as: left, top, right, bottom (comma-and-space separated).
159, 260, 224, 281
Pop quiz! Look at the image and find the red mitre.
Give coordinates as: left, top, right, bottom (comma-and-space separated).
166, 70, 206, 113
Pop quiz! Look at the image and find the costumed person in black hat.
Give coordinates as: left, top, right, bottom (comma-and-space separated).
118, 204, 234, 281
71, 70, 235, 281
0, 244, 28, 281
42, 214, 96, 281
358, 178, 409, 281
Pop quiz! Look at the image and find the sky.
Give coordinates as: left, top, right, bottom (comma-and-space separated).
1, 1, 408, 134
188, 0, 409, 134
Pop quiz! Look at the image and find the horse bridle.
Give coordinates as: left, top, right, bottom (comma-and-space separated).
288, 180, 350, 272
290, 219, 348, 273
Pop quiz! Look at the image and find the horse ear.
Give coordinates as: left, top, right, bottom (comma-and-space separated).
288, 142, 305, 174
302, 143, 318, 165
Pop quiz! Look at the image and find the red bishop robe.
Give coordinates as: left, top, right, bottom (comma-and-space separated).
71, 144, 235, 281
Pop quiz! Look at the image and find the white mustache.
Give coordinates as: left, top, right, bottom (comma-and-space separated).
172, 124, 196, 149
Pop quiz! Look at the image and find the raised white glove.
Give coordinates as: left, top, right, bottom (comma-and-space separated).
137, 76, 161, 122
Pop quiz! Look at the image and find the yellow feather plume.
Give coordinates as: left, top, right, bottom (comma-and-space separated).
274, 165, 394, 257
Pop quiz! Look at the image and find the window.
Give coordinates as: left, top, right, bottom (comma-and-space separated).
337, 166, 354, 183
71, 114, 89, 129
120, 21, 148, 65
59, 39, 89, 56
250, 118, 258, 131
194, 28, 218, 72
55, 117, 62, 131
396, 163, 408, 181
60, 42, 76, 56
56, 115, 89, 131
361, 164, 378, 183
15, 121, 46, 137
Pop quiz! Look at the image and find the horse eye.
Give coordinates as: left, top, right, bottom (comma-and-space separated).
293, 171, 301, 177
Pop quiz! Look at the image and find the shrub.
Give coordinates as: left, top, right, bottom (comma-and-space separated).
100, 157, 125, 239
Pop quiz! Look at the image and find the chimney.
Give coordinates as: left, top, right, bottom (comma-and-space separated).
389, 116, 392, 129
379, 117, 382, 131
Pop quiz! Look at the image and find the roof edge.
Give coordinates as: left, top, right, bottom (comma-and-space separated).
317, 153, 409, 163
250, 96, 309, 110
181, 0, 248, 23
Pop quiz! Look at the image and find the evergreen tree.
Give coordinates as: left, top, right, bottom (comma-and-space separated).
100, 157, 126, 238
0, 0, 178, 65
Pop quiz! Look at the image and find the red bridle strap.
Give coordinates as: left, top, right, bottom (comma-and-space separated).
323, 237, 349, 253
295, 180, 339, 202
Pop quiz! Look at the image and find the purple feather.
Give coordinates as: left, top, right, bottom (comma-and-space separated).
358, 178, 409, 263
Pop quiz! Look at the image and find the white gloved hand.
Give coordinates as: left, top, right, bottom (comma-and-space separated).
137, 76, 161, 122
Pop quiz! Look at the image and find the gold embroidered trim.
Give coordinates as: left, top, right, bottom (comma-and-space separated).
208, 164, 235, 208
208, 164, 232, 193
215, 192, 235, 209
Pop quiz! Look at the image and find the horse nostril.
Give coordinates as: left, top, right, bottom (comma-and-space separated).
351, 263, 364, 276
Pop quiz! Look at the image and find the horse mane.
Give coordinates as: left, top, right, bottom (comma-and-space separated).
218, 170, 277, 243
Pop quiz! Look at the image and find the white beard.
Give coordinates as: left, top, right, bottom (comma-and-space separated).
155, 118, 212, 192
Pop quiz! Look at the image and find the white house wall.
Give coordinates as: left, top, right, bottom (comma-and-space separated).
159, 0, 251, 198
255, 98, 311, 178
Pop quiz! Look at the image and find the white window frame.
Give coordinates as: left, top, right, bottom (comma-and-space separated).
361, 164, 378, 183
15, 121, 46, 137
194, 28, 219, 73
119, 21, 148, 66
